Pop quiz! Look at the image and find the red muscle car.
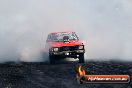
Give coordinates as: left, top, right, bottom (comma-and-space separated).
45, 31, 85, 64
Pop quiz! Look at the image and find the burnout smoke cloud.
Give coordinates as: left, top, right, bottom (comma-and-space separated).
0, 0, 132, 62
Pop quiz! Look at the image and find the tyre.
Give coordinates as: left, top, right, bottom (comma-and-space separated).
79, 53, 85, 63
49, 55, 55, 64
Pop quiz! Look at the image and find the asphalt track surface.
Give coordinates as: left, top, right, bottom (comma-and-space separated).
0, 60, 132, 88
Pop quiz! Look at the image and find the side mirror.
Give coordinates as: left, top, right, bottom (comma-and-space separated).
46, 39, 51, 42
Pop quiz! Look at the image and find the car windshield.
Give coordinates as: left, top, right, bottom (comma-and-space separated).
51, 32, 78, 41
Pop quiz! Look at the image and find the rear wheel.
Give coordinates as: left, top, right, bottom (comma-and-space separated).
79, 53, 85, 63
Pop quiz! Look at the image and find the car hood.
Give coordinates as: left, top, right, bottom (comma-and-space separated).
49, 40, 84, 47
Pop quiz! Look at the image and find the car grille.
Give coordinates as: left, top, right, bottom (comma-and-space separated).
61, 46, 78, 51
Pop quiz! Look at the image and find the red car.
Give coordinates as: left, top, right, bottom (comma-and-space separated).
45, 31, 85, 64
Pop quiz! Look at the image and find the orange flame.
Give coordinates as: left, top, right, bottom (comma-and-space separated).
78, 65, 86, 76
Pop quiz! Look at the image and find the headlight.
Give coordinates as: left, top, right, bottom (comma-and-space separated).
53, 48, 59, 52
78, 45, 84, 49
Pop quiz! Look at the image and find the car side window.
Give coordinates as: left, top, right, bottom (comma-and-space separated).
47, 34, 51, 42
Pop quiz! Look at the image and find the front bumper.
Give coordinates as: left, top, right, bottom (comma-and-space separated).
50, 50, 85, 57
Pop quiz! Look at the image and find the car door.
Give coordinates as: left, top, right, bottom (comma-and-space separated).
45, 34, 52, 53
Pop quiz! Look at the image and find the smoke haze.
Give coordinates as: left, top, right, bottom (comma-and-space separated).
0, 0, 132, 62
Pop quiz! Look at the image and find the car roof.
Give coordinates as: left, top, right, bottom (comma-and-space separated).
50, 31, 75, 34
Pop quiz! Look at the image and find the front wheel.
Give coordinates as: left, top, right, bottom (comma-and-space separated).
79, 53, 85, 63
49, 55, 55, 64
